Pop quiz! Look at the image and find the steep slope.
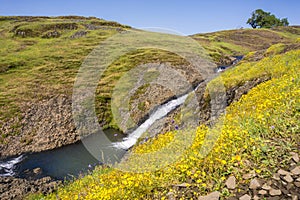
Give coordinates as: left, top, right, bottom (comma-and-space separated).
191, 26, 300, 65
0, 17, 299, 159
0, 16, 132, 157
42, 48, 300, 200
0, 16, 299, 199
0, 16, 205, 158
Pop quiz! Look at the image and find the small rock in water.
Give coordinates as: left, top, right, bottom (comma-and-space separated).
33, 168, 42, 175
225, 176, 236, 189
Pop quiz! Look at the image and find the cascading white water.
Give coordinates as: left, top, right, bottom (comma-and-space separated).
0, 155, 23, 177
112, 92, 191, 150
0, 56, 242, 179
115, 56, 245, 150
0, 91, 194, 178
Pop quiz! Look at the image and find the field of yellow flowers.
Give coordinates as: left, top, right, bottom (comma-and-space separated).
38, 48, 299, 200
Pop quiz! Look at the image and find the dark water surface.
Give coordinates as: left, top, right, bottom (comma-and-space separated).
0, 129, 126, 180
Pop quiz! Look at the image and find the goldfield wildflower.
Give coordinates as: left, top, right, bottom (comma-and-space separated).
46, 50, 299, 199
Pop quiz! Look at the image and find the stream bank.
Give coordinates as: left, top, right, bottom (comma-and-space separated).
0, 75, 281, 200
0, 57, 263, 199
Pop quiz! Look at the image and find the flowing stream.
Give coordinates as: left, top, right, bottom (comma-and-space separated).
112, 94, 189, 150
0, 56, 243, 180
0, 89, 197, 180
0, 129, 125, 180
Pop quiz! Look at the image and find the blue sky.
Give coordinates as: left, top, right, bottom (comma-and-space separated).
0, 0, 299, 35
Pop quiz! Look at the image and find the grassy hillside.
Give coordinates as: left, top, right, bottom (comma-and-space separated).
1, 17, 299, 141
0, 16, 299, 199
191, 26, 300, 64
0, 16, 129, 137
0, 16, 190, 147
36, 47, 300, 200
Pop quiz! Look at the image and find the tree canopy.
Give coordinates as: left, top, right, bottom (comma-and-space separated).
247, 9, 289, 29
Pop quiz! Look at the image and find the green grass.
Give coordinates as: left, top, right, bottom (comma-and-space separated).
36, 48, 300, 200
96, 48, 190, 128
264, 43, 286, 55
270, 26, 300, 40
1, 17, 299, 140
1, 16, 298, 199
191, 27, 300, 63
0, 16, 128, 138
0, 16, 194, 139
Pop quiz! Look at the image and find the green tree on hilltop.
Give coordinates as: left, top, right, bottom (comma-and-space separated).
247, 9, 289, 29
